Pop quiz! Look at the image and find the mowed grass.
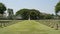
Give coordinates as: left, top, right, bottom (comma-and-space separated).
0, 20, 60, 34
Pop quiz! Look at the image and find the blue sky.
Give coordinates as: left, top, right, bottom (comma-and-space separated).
0, 0, 59, 14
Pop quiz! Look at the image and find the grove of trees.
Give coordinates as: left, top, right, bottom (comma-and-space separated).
16, 8, 54, 20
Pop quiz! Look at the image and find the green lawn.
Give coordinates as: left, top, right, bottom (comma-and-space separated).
0, 20, 60, 34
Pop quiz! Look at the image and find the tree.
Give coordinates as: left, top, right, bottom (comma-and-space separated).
44, 14, 53, 19
55, 1, 60, 15
16, 8, 40, 20
7, 8, 14, 19
30, 9, 40, 20
16, 8, 29, 20
0, 3, 6, 14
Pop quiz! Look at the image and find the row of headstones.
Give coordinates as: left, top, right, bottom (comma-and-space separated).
48, 22, 59, 30
37, 20, 60, 30
0, 21, 11, 28
0, 21, 16, 28
0, 20, 22, 28
41, 20, 59, 30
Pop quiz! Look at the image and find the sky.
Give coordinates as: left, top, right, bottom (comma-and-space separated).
0, 0, 59, 14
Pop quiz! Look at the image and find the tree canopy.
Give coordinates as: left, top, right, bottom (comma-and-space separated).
7, 8, 14, 19
0, 3, 6, 14
55, 2, 60, 15
16, 8, 40, 20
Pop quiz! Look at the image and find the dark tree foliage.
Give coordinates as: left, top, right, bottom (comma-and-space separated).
7, 8, 14, 20
30, 9, 41, 20
16, 9, 29, 20
55, 2, 60, 15
16, 8, 54, 20
44, 14, 53, 19
16, 8, 40, 20
0, 3, 6, 14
